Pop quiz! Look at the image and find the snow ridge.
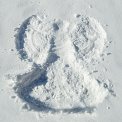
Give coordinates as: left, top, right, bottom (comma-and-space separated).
13, 13, 114, 113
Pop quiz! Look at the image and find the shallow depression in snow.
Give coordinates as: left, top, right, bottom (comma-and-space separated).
13, 13, 114, 113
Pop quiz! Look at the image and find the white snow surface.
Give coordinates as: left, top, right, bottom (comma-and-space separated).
0, 0, 122, 122
22, 14, 108, 109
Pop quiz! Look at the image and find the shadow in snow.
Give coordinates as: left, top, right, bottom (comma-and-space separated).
15, 16, 36, 60
14, 67, 95, 113
14, 15, 95, 114
14, 56, 94, 114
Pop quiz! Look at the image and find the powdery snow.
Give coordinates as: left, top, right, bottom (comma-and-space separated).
12, 13, 114, 113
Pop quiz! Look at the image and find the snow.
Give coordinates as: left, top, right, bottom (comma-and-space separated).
13, 13, 111, 111
0, 0, 122, 122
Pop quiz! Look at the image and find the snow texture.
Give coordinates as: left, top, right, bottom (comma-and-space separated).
13, 13, 114, 113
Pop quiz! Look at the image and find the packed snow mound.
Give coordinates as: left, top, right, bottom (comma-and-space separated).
69, 16, 107, 63
17, 14, 107, 65
14, 13, 114, 112
31, 60, 107, 109
23, 15, 56, 65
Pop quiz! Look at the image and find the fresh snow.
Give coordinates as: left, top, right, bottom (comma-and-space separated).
0, 0, 122, 122
12, 13, 113, 112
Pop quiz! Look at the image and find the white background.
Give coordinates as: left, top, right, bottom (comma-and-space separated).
0, 0, 122, 122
